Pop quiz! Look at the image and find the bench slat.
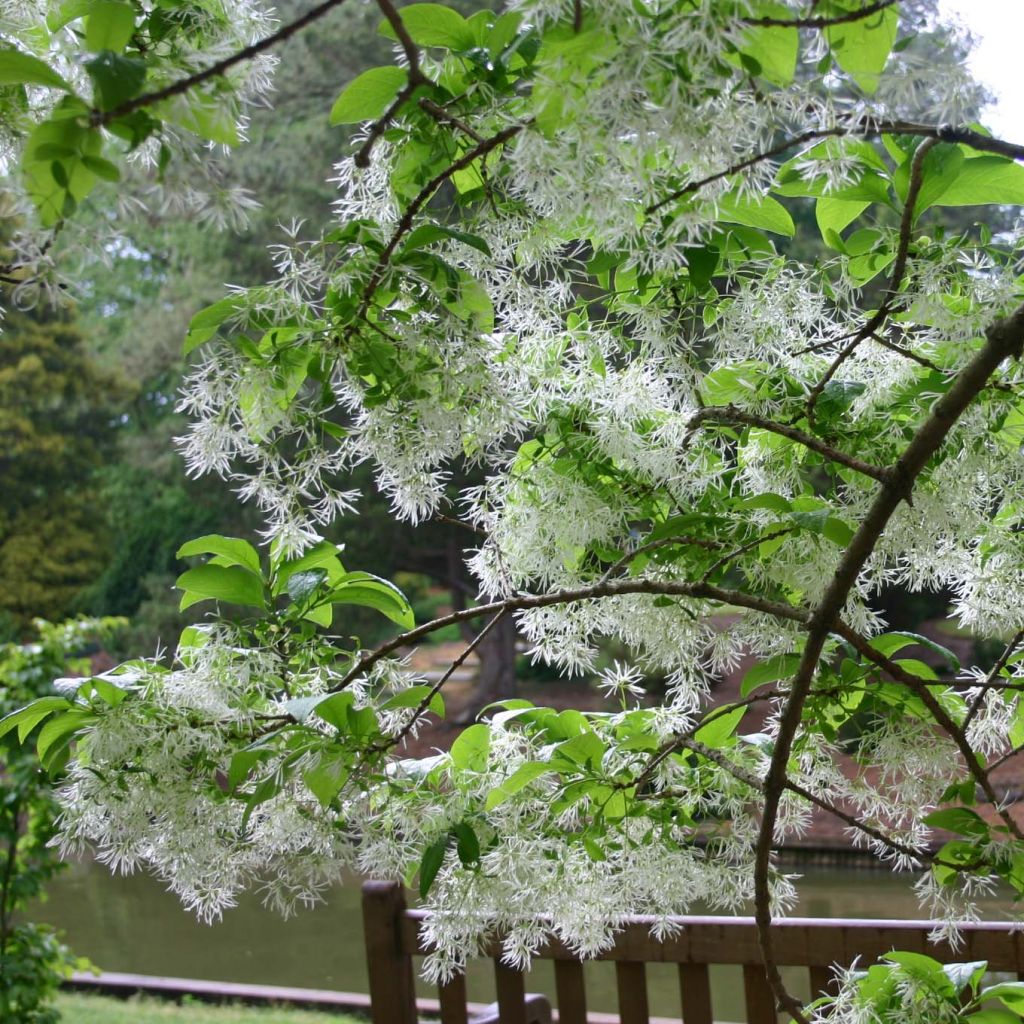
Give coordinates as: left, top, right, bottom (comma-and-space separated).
615, 961, 649, 1024
808, 965, 833, 1001
553, 959, 587, 1024
495, 961, 527, 1024
438, 972, 469, 1024
742, 964, 776, 1024
677, 963, 712, 1024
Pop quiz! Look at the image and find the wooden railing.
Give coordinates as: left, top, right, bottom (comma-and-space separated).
362, 880, 1024, 1024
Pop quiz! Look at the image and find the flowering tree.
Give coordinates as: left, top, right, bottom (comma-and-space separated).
5, 0, 1024, 1019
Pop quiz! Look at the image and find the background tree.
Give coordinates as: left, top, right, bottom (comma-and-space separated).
0, 306, 127, 637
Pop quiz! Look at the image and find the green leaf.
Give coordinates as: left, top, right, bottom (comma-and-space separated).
419, 836, 448, 898
926, 155, 1024, 208
0, 47, 71, 90
450, 723, 490, 771
273, 541, 345, 595
401, 223, 492, 257
485, 761, 551, 810
382, 685, 445, 718
824, 0, 898, 92
47, 0, 91, 31
868, 631, 960, 672
718, 194, 794, 237
329, 572, 414, 629
980, 981, 1024, 1011
553, 731, 605, 770
453, 822, 480, 866
184, 296, 243, 355
36, 710, 92, 761
304, 755, 349, 807
228, 748, 266, 792
965, 1010, 1022, 1024
923, 807, 989, 837
735, 3, 798, 86
0, 697, 71, 744
379, 4, 474, 50
815, 198, 869, 247
329, 66, 408, 125
85, 0, 136, 53
282, 691, 352, 724
177, 535, 262, 574
286, 569, 328, 604
741, 654, 800, 697
815, 379, 866, 423
694, 704, 745, 748
685, 245, 719, 292
175, 564, 266, 610
80, 153, 121, 181
943, 960, 987, 995
85, 51, 147, 111
910, 144, 965, 214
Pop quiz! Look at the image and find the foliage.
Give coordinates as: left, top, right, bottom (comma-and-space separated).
55, 993, 367, 1024
816, 954, 1024, 1023
0, 305, 128, 634
7, 2, 1024, 1022
0, 618, 121, 1024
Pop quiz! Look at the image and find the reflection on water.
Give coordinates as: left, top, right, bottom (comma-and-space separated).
33, 861, 1017, 1021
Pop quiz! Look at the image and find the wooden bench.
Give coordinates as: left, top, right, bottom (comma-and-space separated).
362, 880, 1024, 1024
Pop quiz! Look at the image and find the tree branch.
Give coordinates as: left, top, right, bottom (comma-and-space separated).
91, 0, 352, 125
330, 578, 809, 695
353, 122, 526, 326
805, 138, 938, 426
741, 0, 897, 29
751, 303, 1024, 1021
689, 404, 891, 482
645, 122, 1024, 217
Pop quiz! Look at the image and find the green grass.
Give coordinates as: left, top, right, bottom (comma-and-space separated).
55, 992, 367, 1024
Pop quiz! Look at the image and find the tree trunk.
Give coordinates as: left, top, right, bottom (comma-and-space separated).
456, 613, 518, 723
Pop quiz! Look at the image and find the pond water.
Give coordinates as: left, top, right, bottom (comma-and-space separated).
33, 861, 1017, 1022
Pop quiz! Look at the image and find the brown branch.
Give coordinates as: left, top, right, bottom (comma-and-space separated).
751, 302, 1024, 1021
805, 138, 938, 426
689, 404, 891, 483
598, 534, 724, 584
679, 738, 932, 866
371, 610, 508, 756
963, 629, 1024, 731
352, 0, 432, 168
645, 122, 1024, 217
741, 0, 897, 29
836, 622, 1024, 842
91, 0, 352, 125
700, 528, 795, 583
331, 578, 809, 695
352, 122, 526, 326
418, 98, 485, 143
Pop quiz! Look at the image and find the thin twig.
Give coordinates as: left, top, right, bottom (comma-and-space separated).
352, 0, 431, 168
374, 610, 508, 754
645, 122, 1024, 217
805, 138, 939, 426
689, 404, 891, 482
91, 0, 352, 125
963, 629, 1024, 731
741, 0, 897, 29
352, 122, 526, 326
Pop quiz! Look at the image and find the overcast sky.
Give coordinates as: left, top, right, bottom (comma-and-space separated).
938, 0, 1023, 140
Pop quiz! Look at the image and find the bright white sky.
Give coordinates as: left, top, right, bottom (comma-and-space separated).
938, 0, 1024, 140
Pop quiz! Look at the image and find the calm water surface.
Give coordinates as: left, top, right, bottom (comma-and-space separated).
33, 862, 1017, 1022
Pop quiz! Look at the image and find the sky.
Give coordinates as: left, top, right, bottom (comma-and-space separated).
938, 0, 1024, 140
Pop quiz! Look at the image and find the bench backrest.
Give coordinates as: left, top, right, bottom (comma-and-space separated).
362, 880, 1024, 1024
